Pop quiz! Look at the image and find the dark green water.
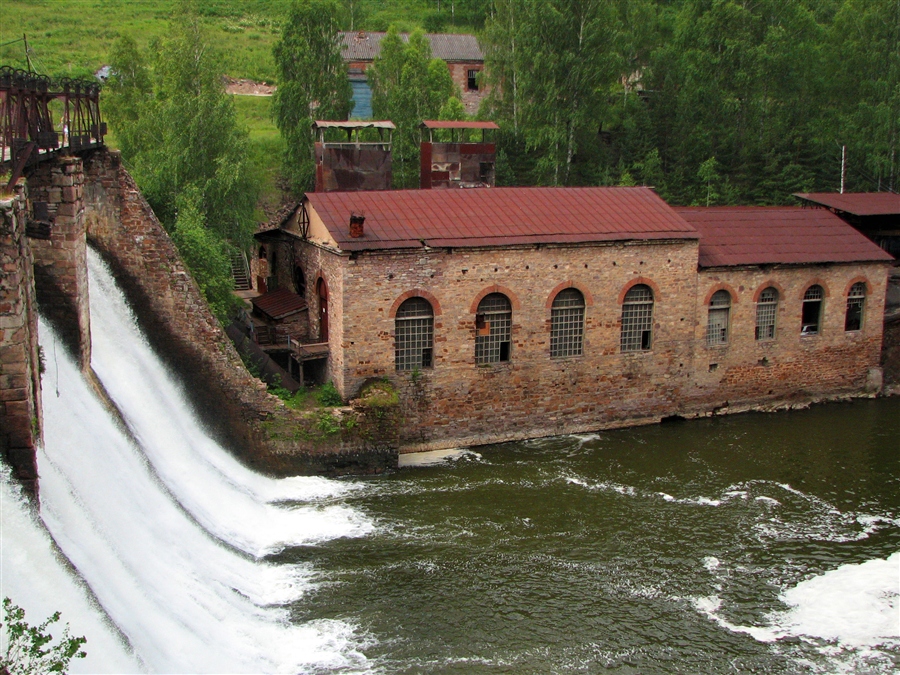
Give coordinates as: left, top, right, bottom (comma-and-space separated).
288, 398, 900, 674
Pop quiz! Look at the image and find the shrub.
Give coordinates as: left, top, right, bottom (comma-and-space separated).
1, 598, 87, 674
315, 381, 343, 407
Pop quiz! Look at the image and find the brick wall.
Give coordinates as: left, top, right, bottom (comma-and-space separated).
335, 239, 701, 449
687, 265, 890, 410
0, 184, 41, 496
27, 157, 91, 368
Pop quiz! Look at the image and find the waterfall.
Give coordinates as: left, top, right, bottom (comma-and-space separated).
2, 249, 373, 673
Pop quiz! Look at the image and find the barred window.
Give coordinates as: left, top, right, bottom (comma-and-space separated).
706, 290, 731, 347
395, 297, 434, 371
475, 293, 512, 364
845, 282, 866, 331
801, 285, 824, 335
550, 288, 585, 358
755, 287, 778, 341
620, 284, 653, 352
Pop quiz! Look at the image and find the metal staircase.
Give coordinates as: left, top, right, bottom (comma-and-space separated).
230, 250, 251, 291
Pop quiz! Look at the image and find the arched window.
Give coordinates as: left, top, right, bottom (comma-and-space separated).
395, 297, 434, 371
706, 290, 732, 346
620, 284, 653, 352
475, 293, 512, 364
550, 288, 585, 358
801, 285, 824, 335
845, 282, 866, 331
755, 287, 778, 341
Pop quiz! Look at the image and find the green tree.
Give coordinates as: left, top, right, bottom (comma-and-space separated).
272, 0, 352, 195
105, 4, 258, 322
1, 598, 87, 674
368, 26, 456, 187
483, 0, 621, 185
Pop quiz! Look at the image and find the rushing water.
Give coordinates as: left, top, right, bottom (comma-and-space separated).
0, 249, 897, 674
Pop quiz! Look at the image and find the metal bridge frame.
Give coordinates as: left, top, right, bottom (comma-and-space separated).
1, 66, 106, 190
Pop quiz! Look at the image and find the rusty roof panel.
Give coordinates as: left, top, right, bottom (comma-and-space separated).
340, 32, 483, 62
676, 206, 894, 267
793, 192, 900, 216
314, 120, 396, 130
251, 288, 308, 320
307, 187, 697, 252
421, 120, 500, 130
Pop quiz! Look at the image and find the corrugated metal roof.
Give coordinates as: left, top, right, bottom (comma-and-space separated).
251, 287, 308, 320
421, 120, 499, 130
314, 120, 395, 129
340, 31, 484, 62
793, 192, 900, 216
675, 206, 894, 268
307, 187, 698, 252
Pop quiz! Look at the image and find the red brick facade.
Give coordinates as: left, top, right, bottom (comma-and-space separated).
272, 193, 892, 452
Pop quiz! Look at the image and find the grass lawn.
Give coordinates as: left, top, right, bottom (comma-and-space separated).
0, 0, 481, 82
232, 94, 285, 220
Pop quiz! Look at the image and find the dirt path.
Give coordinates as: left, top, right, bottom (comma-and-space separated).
225, 78, 276, 96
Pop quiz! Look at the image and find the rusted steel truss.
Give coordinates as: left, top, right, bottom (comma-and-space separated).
1, 66, 106, 189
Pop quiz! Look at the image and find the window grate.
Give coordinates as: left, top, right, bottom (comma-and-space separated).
475, 293, 512, 364
706, 290, 731, 346
845, 282, 866, 331
755, 287, 777, 340
620, 285, 653, 352
801, 285, 824, 335
550, 289, 585, 358
395, 298, 434, 371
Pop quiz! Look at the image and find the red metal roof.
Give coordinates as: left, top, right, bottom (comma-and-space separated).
421, 121, 500, 130
251, 288, 307, 320
340, 32, 483, 62
313, 120, 395, 130
794, 192, 900, 216
307, 187, 698, 252
675, 206, 893, 268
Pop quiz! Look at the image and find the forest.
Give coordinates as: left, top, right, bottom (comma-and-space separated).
1, 0, 897, 319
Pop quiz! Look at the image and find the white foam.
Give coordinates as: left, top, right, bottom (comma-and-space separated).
85, 250, 373, 556
772, 551, 899, 647
0, 470, 143, 674
398, 448, 481, 467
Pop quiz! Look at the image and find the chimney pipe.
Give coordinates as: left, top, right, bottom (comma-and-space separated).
349, 213, 365, 238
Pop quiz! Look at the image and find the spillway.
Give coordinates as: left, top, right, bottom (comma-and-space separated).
3, 250, 373, 673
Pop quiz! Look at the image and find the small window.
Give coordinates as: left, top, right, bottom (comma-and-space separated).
844, 282, 866, 331
550, 288, 585, 358
293, 265, 306, 297
395, 297, 434, 371
620, 284, 653, 352
801, 285, 824, 335
706, 290, 731, 347
475, 293, 512, 364
258, 246, 267, 260
755, 287, 778, 341
467, 69, 479, 91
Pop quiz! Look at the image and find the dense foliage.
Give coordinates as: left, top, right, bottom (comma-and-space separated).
272, 0, 352, 194
104, 4, 256, 321
1, 598, 87, 674
481, 0, 900, 202
368, 26, 456, 187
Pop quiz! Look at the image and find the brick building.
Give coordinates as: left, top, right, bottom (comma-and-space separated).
255, 188, 892, 451
341, 31, 486, 117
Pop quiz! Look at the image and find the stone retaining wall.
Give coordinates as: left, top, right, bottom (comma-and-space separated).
0, 184, 41, 496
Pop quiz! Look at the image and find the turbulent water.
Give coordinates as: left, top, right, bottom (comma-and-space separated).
0, 249, 897, 673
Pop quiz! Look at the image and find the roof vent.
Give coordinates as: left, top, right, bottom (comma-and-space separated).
349, 213, 365, 238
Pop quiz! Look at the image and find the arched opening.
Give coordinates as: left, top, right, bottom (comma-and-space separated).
317, 277, 328, 342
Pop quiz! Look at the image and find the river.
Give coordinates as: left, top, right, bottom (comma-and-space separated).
1, 250, 897, 673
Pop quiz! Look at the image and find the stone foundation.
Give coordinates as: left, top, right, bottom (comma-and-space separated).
0, 184, 41, 497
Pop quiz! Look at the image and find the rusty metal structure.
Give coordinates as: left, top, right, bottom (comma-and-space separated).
313, 120, 394, 192
1, 66, 106, 190
419, 120, 498, 190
